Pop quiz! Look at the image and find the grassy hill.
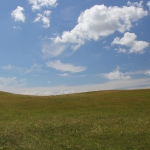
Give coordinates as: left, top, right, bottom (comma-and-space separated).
0, 89, 150, 150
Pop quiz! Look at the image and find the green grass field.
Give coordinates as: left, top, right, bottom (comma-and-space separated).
0, 89, 150, 150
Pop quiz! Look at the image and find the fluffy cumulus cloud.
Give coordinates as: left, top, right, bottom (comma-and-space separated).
28, 0, 57, 10
103, 67, 131, 80
112, 32, 149, 53
127, 1, 143, 7
34, 10, 51, 28
11, 6, 25, 22
43, 1, 148, 57
46, 60, 86, 73
147, 1, 150, 10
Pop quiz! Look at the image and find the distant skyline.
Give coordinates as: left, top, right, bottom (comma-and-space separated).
0, 0, 150, 95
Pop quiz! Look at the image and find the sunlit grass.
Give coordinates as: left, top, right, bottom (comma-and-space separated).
0, 90, 150, 149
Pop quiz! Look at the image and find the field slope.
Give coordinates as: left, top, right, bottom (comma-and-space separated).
0, 89, 150, 150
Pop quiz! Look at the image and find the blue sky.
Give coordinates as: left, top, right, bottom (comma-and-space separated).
0, 0, 150, 95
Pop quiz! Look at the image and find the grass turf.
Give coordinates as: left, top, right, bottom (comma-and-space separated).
0, 89, 150, 149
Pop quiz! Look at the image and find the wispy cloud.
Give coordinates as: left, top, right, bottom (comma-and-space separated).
1, 64, 25, 73
0, 77, 26, 87
1, 64, 43, 75
127, 70, 146, 75
42, 42, 67, 58
145, 70, 150, 75
24, 63, 43, 74
11, 6, 25, 22
112, 32, 149, 53
13, 26, 22, 30
57, 73, 69, 77
0, 77, 17, 86
47, 81, 51, 84
57, 74, 87, 78
46, 60, 86, 73
103, 46, 110, 50
2, 78, 150, 95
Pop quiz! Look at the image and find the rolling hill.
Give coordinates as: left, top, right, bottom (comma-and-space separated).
0, 89, 150, 149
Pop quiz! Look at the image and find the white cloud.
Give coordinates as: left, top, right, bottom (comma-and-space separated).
57, 89, 76, 95
42, 42, 67, 58
47, 81, 51, 84
112, 32, 149, 53
127, 1, 143, 7
22, 91, 54, 96
115, 48, 127, 53
20, 89, 76, 96
1, 64, 43, 74
25, 63, 43, 74
2, 64, 15, 70
42, 45, 70, 60
34, 10, 51, 28
127, 70, 145, 75
0, 77, 17, 86
1, 64, 25, 73
13, 26, 22, 30
0, 77, 26, 87
103, 67, 131, 80
28, 0, 57, 10
147, 1, 150, 10
103, 46, 110, 50
46, 60, 86, 73
43, 2, 148, 57
11, 6, 25, 22
57, 73, 69, 77
145, 70, 150, 75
